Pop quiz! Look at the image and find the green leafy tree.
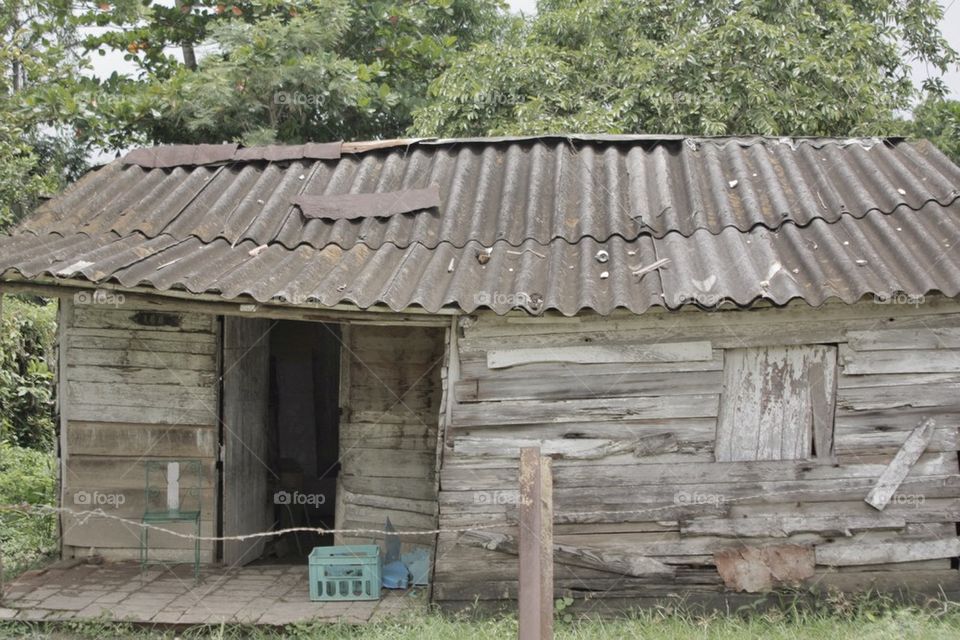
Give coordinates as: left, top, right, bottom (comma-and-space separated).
412, 0, 958, 137
79, 0, 508, 147
1, 0, 88, 229
0, 297, 57, 451
910, 97, 960, 163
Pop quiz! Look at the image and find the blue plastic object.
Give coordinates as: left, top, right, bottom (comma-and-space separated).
308, 545, 382, 601
382, 559, 410, 589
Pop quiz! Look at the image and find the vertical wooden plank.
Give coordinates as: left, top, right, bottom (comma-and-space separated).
716, 346, 837, 462
334, 324, 351, 547
57, 297, 72, 559
221, 316, 272, 566
810, 347, 838, 461
519, 447, 553, 640
429, 318, 458, 595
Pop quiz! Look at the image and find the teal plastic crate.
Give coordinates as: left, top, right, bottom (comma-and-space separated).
308, 545, 382, 602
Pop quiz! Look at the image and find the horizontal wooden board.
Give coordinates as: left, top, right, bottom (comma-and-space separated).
456, 369, 721, 403
837, 384, 960, 412
451, 395, 719, 429
67, 403, 215, 426
459, 351, 725, 379
441, 453, 955, 490
840, 346, 960, 374
339, 449, 436, 480
71, 305, 215, 334
486, 341, 713, 369
817, 539, 960, 566
66, 422, 217, 457
68, 332, 216, 355
68, 381, 216, 409
68, 364, 216, 387
847, 328, 960, 351
68, 347, 215, 372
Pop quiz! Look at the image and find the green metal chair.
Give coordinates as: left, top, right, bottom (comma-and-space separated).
140, 459, 203, 581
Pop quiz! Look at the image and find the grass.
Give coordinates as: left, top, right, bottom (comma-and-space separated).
2, 595, 960, 640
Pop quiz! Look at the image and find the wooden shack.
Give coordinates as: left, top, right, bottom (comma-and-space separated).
2, 135, 960, 610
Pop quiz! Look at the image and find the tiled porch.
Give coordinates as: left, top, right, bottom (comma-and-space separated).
0, 561, 424, 626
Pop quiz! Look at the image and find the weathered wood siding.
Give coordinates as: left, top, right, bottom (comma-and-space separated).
436, 298, 960, 610
61, 301, 218, 561
336, 325, 445, 550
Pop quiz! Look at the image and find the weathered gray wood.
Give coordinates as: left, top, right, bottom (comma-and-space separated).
71, 304, 216, 333
518, 448, 552, 640
453, 434, 678, 460
455, 369, 721, 403
463, 530, 674, 578
440, 455, 952, 491
67, 422, 217, 457
682, 515, 907, 538
221, 316, 272, 567
847, 328, 960, 351
865, 418, 936, 510
452, 394, 719, 429
487, 341, 713, 369
67, 346, 216, 371
840, 345, 960, 374
816, 538, 960, 566
716, 346, 836, 462
67, 402, 214, 426
69, 363, 216, 387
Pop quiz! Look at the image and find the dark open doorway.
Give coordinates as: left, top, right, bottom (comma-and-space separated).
263, 320, 342, 561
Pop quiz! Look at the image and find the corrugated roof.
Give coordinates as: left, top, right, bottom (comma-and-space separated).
2, 203, 958, 315
20, 137, 960, 247
2, 135, 959, 315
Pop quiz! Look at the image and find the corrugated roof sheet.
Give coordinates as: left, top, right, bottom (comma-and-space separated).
2, 135, 959, 315
2, 203, 959, 315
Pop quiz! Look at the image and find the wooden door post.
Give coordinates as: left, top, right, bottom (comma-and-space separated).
518, 447, 553, 640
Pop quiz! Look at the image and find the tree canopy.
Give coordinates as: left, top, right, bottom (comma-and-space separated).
411, 0, 958, 137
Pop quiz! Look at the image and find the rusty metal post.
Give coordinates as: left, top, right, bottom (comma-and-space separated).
518, 447, 553, 640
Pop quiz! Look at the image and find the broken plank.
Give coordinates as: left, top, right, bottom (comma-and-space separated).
865, 418, 936, 511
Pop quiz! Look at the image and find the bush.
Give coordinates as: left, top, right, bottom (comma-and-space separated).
0, 441, 57, 579
0, 296, 57, 450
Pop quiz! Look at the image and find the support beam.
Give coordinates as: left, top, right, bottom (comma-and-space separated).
865, 418, 936, 511
518, 447, 553, 640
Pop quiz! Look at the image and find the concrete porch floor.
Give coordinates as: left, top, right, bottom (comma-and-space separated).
0, 561, 424, 626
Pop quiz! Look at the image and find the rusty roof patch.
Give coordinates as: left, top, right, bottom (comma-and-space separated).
123, 143, 239, 167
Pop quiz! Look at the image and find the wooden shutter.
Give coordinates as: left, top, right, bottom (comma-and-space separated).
715, 345, 837, 462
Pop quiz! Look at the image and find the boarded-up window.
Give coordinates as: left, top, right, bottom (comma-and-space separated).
715, 346, 837, 462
